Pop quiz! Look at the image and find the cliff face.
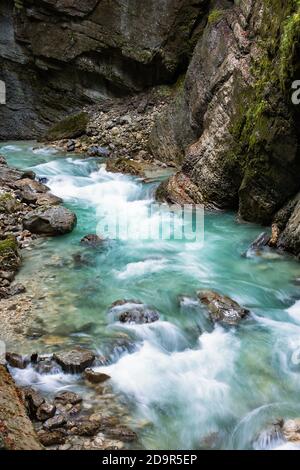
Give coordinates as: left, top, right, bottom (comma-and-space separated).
152, 0, 300, 251
0, 365, 42, 450
0, 0, 208, 139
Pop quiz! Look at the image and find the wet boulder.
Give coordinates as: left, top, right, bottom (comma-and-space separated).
84, 368, 111, 384
23, 207, 77, 236
6, 352, 29, 369
80, 234, 105, 248
250, 232, 271, 251
53, 349, 95, 373
197, 290, 249, 326
109, 300, 160, 324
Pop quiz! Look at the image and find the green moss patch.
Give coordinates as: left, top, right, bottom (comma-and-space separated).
208, 9, 224, 25
0, 236, 18, 254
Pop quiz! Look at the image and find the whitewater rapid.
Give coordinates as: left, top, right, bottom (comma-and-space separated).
1, 142, 300, 450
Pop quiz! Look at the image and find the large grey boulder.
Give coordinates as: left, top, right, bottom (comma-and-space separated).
23, 206, 77, 235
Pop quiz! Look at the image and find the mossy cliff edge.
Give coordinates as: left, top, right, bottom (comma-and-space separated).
152, 0, 300, 256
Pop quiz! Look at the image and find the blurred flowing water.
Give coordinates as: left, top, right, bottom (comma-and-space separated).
1, 141, 300, 450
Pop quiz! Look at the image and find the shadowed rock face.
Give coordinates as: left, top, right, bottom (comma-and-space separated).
0, 0, 208, 139
152, 0, 300, 229
0, 365, 42, 450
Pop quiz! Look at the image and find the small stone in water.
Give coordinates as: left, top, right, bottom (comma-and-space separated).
36, 402, 56, 422
54, 391, 83, 406
84, 368, 111, 384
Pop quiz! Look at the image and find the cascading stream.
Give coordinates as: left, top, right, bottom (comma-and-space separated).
1, 142, 300, 450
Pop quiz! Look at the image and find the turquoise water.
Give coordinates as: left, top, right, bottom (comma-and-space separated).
1, 141, 300, 450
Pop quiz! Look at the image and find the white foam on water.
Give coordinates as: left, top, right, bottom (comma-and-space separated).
10, 365, 79, 394
32, 146, 58, 155
1, 144, 22, 152
287, 300, 300, 322
109, 320, 189, 352
95, 327, 239, 448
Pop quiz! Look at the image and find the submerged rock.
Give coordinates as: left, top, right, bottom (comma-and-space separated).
109, 300, 160, 324
80, 234, 105, 248
53, 349, 95, 373
23, 207, 77, 236
243, 232, 271, 257
250, 232, 271, 251
197, 290, 249, 326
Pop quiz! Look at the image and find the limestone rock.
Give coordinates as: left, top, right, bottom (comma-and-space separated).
23, 206, 77, 235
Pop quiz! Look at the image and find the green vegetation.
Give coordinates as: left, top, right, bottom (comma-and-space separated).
279, 0, 300, 88
208, 9, 224, 25
45, 112, 89, 141
14, 0, 24, 11
0, 236, 18, 254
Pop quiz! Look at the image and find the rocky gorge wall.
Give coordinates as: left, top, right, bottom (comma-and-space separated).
0, 0, 208, 139
151, 0, 300, 256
